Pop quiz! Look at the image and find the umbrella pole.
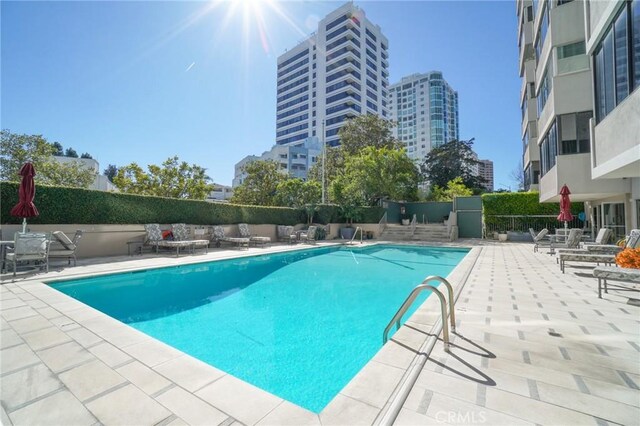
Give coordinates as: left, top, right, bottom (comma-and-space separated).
22, 218, 27, 234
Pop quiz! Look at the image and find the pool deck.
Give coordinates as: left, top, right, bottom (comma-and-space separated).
1, 241, 639, 425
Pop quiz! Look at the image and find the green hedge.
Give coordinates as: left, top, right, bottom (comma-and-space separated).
1, 182, 385, 225
482, 192, 583, 216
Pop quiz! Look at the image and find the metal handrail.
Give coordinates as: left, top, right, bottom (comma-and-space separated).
378, 212, 388, 236
348, 226, 363, 245
382, 276, 456, 352
410, 214, 417, 236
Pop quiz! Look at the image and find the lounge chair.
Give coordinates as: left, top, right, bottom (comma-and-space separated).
299, 226, 317, 244
49, 230, 83, 266
5, 232, 51, 276
548, 228, 582, 254
238, 223, 271, 247
558, 229, 640, 273
171, 223, 209, 254
556, 228, 613, 257
593, 266, 640, 298
144, 224, 200, 257
529, 228, 549, 253
277, 225, 297, 244
212, 226, 250, 249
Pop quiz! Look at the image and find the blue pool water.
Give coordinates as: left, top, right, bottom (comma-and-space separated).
51, 244, 468, 412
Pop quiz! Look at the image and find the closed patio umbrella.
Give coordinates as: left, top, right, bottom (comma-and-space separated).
557, 184, 573, 236
10, 163, 39, 234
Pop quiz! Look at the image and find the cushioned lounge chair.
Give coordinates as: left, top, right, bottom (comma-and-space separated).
277, 225, 297, 244
548, 228, 582, 254
556, 228, 612, 257
559, 229, 640, 273
171, 223, 209, 254
593, 266, 640, 298
212, 226, 250, 249
144, 224, 199, 257
49, 230, 83, 266
299, 226, 317, 244
529, 228, 549, 253
238, 223, 271, 247
5, 232, 51, 276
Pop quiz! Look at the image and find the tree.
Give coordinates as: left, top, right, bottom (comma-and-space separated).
420, 139, 486, 190
338, 114, 401, 156
65, 147, 79, 158
275, 178, 321, 223
103, 164, 118, 182
510, 160, 525, 191
230, 160, 286, 206
330, 146, 420, 207
0, 130, 94, 188
81, 153, 93, 159
428, 177, 473, 201
51, 142, 64, 156
113, 156, 214, 199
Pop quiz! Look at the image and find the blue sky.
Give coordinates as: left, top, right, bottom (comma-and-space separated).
1, 1, 521, 189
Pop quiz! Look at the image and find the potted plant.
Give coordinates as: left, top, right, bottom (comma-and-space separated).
498, 232, 508, 242
339, 203, 361, 239
365, 230, 374, 239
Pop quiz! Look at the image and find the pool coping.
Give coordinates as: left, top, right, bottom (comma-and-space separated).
1, 241, 480, 425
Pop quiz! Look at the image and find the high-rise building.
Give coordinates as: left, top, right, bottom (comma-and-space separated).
388, 72, 459, 162
478, 159, 494, 192
275, 2, 390, 147
516, 0, 639, 236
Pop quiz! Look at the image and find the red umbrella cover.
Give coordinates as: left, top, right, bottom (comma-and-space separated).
10, 163, 39, 218
557, 184, 573, 222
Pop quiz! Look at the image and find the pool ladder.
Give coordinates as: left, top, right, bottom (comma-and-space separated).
347, 226, 363, 245
382, 276, 456, 352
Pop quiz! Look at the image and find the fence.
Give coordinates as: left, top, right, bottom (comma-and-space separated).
483, 215, 584, 237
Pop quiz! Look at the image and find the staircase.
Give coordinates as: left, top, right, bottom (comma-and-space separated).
380, 223, 451, 242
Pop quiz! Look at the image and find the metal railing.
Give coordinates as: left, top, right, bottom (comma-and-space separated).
378, 212, 388, 237
410, 214, 417, 236
484, 214, 583, 237
383, 276, 456, 352
348, 226, 363, 245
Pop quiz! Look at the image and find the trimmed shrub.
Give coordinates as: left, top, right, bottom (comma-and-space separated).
1, 182, 386, 225
1, 182, 305, 225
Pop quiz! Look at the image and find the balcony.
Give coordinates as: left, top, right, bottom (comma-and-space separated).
538, 153, 630, 203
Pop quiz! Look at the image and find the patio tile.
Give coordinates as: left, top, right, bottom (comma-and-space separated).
195, 374, 282, 425
88, 341, 133, 368
0, 405, 11, 426
155, 386, 229, 426
1, 297, 27, 310
85, 384, 171, 426
1, 344, 41, 375
154, 355, 226, 392
394, 407, 440, 425
1, 363, 63, 411
0, 327, 23, 349
59, 359, 127, 402
8, 390, 96, 426
7, 314, 50, 334
1, 305, 38, 322
319, 394, 379, 426
21, 326, 72, 351
65, 326, 103, 348
340, 360, 406, 408
116, 360, 172, 395
122, 339, 183, 368
256, 400, 320, 426
37, 341, 95, 373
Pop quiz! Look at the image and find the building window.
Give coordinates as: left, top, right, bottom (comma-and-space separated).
537, 63, 552, 115
595, 0, 640, 122
540, 120, 558, 177
558, 111, 592, 154
557, 41, 585, 59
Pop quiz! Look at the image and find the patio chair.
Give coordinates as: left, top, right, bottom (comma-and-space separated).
556, 228, 613, 257
299, 226, 317, 244
171, 223, 209, 254
529, 228, 549, 253
548, 228, 582, 254
558, 229, 640, 273
49, 230, 83, 266
212, 226, 250, 249
277, 225, 297, 244
5, 232, 51, 276
238, 223, 271, 248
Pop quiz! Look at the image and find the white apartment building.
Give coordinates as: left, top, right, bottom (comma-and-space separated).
516, 0, 639, 237
388, 72, 459, 162
232, 137, 322, 187
207, 185, 234, 203
275, 2, 390, 147
53, 156, 116, 192
478, 159, 495, 192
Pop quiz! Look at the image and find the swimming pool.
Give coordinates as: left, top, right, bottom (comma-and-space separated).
51, 244, 468, 412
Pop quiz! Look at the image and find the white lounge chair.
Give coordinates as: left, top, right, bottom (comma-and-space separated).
49, 230, 83, 266
5, 232, 51, 276
559, 229, 640, 273
238, 223, 271, 247
529, 228, 549, 253
171, 223, 209, 254
212, 226, 250, 249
